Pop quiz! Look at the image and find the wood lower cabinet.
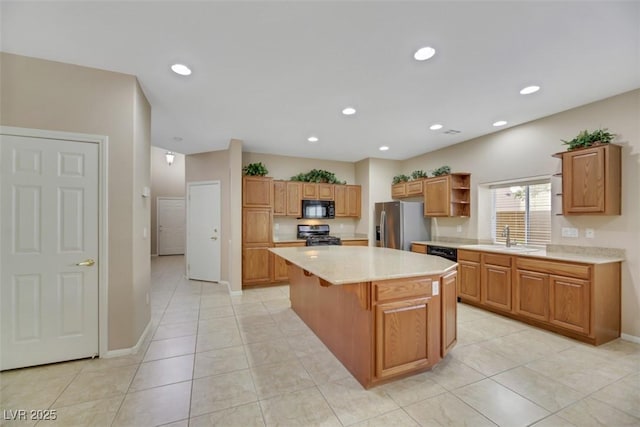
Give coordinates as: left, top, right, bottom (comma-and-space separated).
342, 240, 368, 246
458, 250, 481, 303
549, 275, 590, 334
515, 270, 549, 322
481, 254, 512, 313
242, 247, 272, 285
375, 297, 436, 379
457, 251, 620, 345
272, 242, 305, 282
440, 270, 458, 357
411, 243, 427, 254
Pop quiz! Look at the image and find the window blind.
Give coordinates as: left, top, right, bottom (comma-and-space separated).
492, 181, 551, 246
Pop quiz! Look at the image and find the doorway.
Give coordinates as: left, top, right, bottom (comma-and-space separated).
157, 197, 185, 255
0, 127, 106, 370
186, 181, 221, 282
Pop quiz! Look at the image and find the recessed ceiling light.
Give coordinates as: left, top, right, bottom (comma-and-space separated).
342, 107, 356, 116
429, 124, 443, 130
379, 146, 389, 151
171, 63, 192, 76
520, 85, 540, 95
307, 136, 319, 143
493, 120, 508, 127
414, 46, 436, 61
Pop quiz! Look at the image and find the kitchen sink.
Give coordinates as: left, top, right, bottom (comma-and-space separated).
464, 244, 542, 254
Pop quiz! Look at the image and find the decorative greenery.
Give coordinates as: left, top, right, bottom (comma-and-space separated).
411, 170, 429, 180
431, 165, 451, 177
290, 169, 345, 184
562, 128, 615, 150
392, 174, 411, 185
242, 162, 269, 176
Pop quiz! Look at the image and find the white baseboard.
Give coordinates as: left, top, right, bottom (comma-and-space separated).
102, 319, 151, 358
222, 280, 242, 296
621, 333, 640, 344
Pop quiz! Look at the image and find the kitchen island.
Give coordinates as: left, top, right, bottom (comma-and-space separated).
269, 246, 458, 388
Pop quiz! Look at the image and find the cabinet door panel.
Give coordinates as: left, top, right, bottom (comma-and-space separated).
346, 185, 361, 217
481, 264, 512, 312
563, 147, 605, 214
334, 185, 347, 217
458, 261, 480, 302
243, 176, 273, 207
441, 270, 458, 357
242, 248, 271, 284
391, 183, 407, 199
515, 270, 549, 322
286, 182, 302, 217
242, 208, 272, 245
302, 183, 318, 199
550, 275, 590, 334
318, 184, 334, 200
424, 176, 450, 216
375, 297, 439, 379
273, 181, 286, 216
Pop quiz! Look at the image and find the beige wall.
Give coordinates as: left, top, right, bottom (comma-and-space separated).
1, 52, 152, 350
150, 147, 186, 255
228, 140, 243, 292
401, 89, 640, 338
185, 149, 231, 282
243, 152, 356, 183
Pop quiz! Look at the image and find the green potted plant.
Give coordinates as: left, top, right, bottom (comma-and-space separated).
561, 128, 615, 150
431, 165, 451, 177
290, 169, 345, 184
242, 162, 269, 176
392, 174, 411, 185
411, 170, 429, 180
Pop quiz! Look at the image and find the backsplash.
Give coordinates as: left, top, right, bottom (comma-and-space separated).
546, 244, 626, 259
273, 217, 357, 238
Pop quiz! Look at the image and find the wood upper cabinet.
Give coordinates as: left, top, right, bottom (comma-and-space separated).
391, 182, 407, 199
457, 250, 481, 303
318, 183, 334, 200
424, 174, 471, 217
335, 184, 361, 218
273, 180, 286, 216
549, 275, 590, 335
480, 253, 512, 312
302, 183, 318, 199
440, 270, 458, 357
243, 176, 273, 207
515, 269, 549, 322
559, 144, 621, 215
406, 180, 424, 197
346, 185, 361, 217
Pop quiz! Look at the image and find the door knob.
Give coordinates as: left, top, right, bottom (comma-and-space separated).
76, 259, 95, 267
210, 236, 217, 240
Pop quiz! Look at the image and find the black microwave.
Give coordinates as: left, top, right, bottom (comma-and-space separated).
301, 200, 335, 219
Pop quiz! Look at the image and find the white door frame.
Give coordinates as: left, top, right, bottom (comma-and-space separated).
186, 180, 221, 281
156, 196, 185, 255
0, 126, 109, 359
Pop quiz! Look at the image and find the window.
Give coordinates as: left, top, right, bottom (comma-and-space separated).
491, 180, 551, 246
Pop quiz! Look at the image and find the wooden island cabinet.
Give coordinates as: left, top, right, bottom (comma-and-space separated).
271, 246, 458, 388
457, 248, 621, 345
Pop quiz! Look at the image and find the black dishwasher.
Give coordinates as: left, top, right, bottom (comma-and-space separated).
426, 245, 457, 262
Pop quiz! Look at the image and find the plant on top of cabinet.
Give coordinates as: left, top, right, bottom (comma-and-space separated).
392, 174, 410, 185
290, 169, 346, 184
243, 162, 269, 176
561, 128, 615, 151
411, 170, 429, 180
431, 165, 451, 177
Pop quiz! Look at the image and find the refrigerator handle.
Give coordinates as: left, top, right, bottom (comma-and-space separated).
380, 210, 386, 247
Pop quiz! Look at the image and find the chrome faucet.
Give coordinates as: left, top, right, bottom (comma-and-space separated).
502, 225, 513, 247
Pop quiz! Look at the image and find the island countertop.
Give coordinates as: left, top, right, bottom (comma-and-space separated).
269, 246, 457, 285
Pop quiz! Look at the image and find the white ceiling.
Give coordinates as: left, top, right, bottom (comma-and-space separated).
2, 1, 639, 162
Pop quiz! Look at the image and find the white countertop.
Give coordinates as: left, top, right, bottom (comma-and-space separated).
457, 244, 624, 264
412, 240, 471, 249
269, 246, 457, 285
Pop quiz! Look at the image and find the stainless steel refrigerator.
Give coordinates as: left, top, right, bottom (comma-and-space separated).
375, 201, 431, 251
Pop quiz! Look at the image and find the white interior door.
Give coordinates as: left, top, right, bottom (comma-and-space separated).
157, 197, 185, 255
1, 134, 99, 370
187, 182, 220, 282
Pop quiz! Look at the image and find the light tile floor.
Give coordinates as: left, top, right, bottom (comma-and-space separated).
1, 255, 639, 426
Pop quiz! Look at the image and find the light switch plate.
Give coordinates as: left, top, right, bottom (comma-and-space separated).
561, 227, 578, 238
432, 281, 439, 296
585, 228, 595, 238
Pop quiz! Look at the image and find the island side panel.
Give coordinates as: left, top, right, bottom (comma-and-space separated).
288, 264, 373, 386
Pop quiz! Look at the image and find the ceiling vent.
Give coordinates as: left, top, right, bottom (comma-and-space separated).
443, 129, 461, 135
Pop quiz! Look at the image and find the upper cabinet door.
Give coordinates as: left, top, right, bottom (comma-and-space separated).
286, 182, 302, 217
318, 183, 334, 200
424, 176, 450, 216
243, 176, 273, 207
561, 144, 621, 215
273, 180, 286, 216
302, 183, 318, 200
346, 185, 361, 218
